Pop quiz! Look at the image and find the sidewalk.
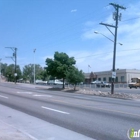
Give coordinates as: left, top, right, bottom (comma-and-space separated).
0, 100, 94, 140
0, 120, 33, 140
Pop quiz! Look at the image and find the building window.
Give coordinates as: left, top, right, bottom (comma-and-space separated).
115, 77, 118, 82
121, 76, 125, 82
92, 78, 97, 81
98, 78, 101, 81
103, 77, 106, 81
109, 77, 112, 82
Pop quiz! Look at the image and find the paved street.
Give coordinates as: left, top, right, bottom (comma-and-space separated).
0, 82, 140, 140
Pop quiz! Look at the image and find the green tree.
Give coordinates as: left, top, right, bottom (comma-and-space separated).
35, 64, 44, 80
1, 63, 8, 77
23, 64, 45, 83
5, 64, 21, 82
66, 67, 85, 90
23, 64, 33, 82
39, 68, 49, 81
45, 51, 76, 88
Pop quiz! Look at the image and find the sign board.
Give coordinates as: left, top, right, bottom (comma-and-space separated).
112, 72, 116, 78
14, 73, 17, 77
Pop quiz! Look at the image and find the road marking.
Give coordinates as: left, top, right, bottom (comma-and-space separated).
33, 95, 52, 97
0, 95, 8, 99
17, 91, 32, 94
48, 99, 140, 117
41, 106, 70, 115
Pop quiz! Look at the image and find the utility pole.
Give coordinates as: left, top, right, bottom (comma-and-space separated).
33, 49, 36, 84
5, 47, 17, 84
100, 3, 126, 94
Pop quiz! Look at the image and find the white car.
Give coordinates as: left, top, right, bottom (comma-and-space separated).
91, 80, 101, 84
48, 79, 63, 85
35, 80, 47, 85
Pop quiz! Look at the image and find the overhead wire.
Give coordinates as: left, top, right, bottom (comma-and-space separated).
17, 4, 111, 55
13, 48, 140, 67
4, 2, 140, 67
75, 48, 140, 59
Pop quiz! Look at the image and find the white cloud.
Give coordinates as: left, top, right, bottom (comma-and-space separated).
71, 9, 77, 13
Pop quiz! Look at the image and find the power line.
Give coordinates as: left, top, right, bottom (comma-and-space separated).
121, 16, 140, 22
15, 47, 140, 67
42, 5, 111, 37
75, 48, 140, 59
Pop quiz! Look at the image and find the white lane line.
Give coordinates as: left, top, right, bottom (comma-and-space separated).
17, 92, 32, 94
33, 95, 52, 97
41, 106, 70, 115
0, 95, 8, 99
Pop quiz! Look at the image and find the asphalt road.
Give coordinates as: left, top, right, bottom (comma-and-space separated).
0, 82, 140, 140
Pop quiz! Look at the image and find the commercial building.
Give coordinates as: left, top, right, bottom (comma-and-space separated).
84, 69, 140, 84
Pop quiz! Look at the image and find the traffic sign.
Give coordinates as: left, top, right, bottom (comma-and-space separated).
112, 72, 116, 78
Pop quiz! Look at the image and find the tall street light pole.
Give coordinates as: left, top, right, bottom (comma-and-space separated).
33, 49, 36, 84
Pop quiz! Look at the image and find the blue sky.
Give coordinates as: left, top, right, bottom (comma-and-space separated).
1, 0, 140, 73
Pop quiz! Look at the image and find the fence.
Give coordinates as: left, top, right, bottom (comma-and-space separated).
67, 83, 129, 89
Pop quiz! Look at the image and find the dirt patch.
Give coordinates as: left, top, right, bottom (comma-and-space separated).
45, 87, 140, 100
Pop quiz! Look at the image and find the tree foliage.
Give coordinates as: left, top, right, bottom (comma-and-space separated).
23, 64, 45, 83
45, 51, 76, 88
5, 64, 22, 82
1, 63, 8, 77
66, 67, 85, 90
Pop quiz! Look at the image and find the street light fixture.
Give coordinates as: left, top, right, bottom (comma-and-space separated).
96, 3, 126, 94
94, 31, 123, 94
94, 31, 123, 45
33, 49, 36, 84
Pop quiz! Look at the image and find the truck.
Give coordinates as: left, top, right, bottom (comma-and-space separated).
128, 77, 140, 89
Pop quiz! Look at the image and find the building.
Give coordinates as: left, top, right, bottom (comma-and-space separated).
84, 69, 140, 84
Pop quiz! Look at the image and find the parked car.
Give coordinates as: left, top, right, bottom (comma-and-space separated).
91, 80, 101, 84
48, 79, 63, 85
35, 80, 47, 85
96, 81, 111, 88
